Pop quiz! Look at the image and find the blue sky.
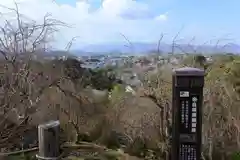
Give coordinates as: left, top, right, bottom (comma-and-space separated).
0, 0, 239, 49
55, 0, 240, 47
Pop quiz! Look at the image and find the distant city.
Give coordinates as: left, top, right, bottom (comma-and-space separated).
32, 49, 214, 89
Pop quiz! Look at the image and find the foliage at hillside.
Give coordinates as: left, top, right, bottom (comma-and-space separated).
51, 58, 122, 90
5, 53, 240, 160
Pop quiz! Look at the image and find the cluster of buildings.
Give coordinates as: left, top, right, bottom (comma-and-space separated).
38, 52, 213, 88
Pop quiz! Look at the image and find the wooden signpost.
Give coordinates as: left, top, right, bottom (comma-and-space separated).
36, 120, 61, 160
171, 67, 204, 160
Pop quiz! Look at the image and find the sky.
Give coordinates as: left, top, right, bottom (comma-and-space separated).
0, 0, 239, 50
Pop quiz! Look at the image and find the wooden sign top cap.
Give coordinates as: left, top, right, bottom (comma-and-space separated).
173, 67, 204, 76
38, 120, 60, 129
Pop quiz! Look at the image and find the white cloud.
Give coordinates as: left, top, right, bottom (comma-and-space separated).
154, 13, 168, 21
0, 0, 169, 49
100, 0, 154, 19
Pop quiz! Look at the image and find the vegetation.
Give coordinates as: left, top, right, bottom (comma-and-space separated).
52, 58, 121, 90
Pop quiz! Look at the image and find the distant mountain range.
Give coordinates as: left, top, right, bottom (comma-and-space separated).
14, 42, 239, 59
72, 42, 240, 55
1, 42, 239, 59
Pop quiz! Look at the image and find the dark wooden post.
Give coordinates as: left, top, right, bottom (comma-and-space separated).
36, 120, 61, 160
171, 67, 204, 160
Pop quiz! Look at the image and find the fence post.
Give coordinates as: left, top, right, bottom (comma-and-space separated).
36, 120, 61, 160
171, 67, 204, 160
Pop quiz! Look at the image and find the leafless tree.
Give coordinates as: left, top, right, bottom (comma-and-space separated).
0, 3, 68, 149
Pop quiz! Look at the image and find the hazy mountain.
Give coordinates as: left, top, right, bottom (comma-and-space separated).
1, 42, 238, 60
74, 42, 240, 55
